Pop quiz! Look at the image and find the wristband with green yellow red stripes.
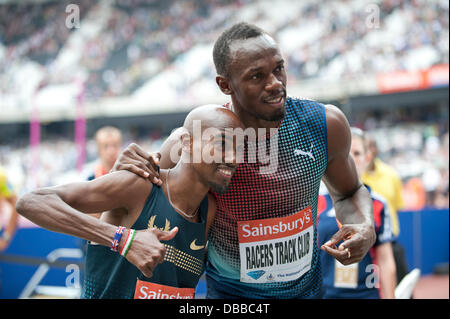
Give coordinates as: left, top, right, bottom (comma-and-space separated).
120, 229, 135, 257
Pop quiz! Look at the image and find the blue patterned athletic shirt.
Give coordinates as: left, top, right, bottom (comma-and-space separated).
206, 97, 328, 298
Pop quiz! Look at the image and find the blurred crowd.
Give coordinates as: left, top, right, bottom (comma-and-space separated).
285, 0, 449, 81
0, 0, 448, 101
81, 0, 245, 99
0, 0, 247, 100
0, 0, 94, 98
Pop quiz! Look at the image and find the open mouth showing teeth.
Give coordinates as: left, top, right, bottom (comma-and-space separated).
264, 95, 284, 104
217, 167, 234, 177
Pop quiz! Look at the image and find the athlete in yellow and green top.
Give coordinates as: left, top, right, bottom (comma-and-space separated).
0, 166, 19, 252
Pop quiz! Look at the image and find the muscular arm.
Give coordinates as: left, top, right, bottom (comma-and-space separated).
16, 171, 177, 277
16, 171, 150, 247
321, 104, 376, 264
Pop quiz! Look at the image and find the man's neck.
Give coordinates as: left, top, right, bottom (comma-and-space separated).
367, 158, 379, 173
230, 103, 283, 132
162, 164, 208, 216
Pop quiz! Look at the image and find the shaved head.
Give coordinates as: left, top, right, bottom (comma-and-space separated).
183, 104, 242, 134
180, 104, 244, 164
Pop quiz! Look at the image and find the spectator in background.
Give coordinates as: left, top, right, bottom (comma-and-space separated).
362, 135, 409, 284
402, 176, 426, 210
363, 135, 404, 237
318, 128, 396, 299
88, 126, 123, 181
87, 126, 123, 219
0, 165, 19, 252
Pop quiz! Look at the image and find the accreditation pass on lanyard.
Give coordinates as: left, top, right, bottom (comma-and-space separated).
237, 206, 314, 284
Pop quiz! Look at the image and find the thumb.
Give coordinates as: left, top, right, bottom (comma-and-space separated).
153, 226, 178, 241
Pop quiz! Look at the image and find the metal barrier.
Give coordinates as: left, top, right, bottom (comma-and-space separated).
18, 248, 83, 299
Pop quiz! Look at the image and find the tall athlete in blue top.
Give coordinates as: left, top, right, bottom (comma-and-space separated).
318, 128, 397, 298
113, 23, 377, 298
16, 104, 244, 299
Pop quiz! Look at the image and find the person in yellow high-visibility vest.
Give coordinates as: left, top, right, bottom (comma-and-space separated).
361, 136, 409, 284
0, 166, 18, 252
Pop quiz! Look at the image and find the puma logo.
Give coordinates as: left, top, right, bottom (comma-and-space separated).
294, 143, 315, 160
190, 239, 205, 251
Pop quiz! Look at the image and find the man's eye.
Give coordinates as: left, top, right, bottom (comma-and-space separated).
251, 73, 261, 80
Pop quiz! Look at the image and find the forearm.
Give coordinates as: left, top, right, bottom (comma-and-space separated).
16, 189, 117, 247
333, 183, 374, 226
379, 262, 397, 299
377, 244, 397, 299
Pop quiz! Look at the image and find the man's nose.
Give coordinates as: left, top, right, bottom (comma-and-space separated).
265, 73, 283, 92
224, 147, 237, 164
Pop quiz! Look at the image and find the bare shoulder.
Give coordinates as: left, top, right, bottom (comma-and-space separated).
324, 104, 351, 162
324, 104, 349, 130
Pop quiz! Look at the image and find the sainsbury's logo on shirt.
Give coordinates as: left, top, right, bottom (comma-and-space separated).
238, 207, 313, 243
134, 280, 195, 299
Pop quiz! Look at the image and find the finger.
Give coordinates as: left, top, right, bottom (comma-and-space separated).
150, 152, 161, 166
112, 148, 143, 173
134, 148, 159, 171
140, 267, 153, 278
127, 145, 159, 170
129, 143, 153, 162
121, 163, 150, 178
323, 227, 351, 247
155, 227, 178, 241
128, 158, 161, 182
146, 153, 162, 184
321, 244, 348, 260
339, 253, 362, 265
338, 233, 363, 250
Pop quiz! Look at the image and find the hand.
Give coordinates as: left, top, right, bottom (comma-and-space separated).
112, 143, 162, 185
321, 223, 376, 265
124, 227, 178, 278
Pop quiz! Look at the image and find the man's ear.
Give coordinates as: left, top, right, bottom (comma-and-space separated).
179, 132, 192, 153
216, 75, 233, 95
